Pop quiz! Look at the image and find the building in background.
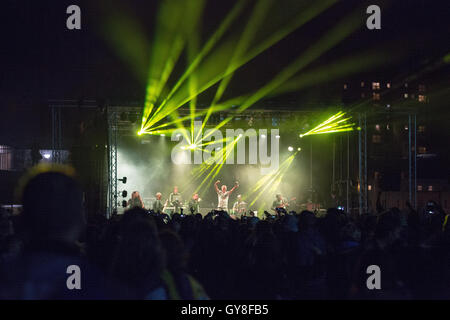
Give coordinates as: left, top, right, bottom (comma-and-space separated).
342, 79, 450, 212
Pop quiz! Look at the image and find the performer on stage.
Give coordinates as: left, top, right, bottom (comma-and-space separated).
153, 192, 164, 213
214, 180, 239, 211
232, 194, 247, 217
188, 193, 201, 214
271, 194, 288, 212
128, 191, 144, 209
169, 186, 183, 214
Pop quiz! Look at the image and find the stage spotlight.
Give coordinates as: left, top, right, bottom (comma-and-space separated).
137, 130, 143, 136
275, 135, 280, 139
119, 177, 127, 184
297, 147, 301, 151
181, 144, 197, 150
43, 153, 51, 159
288, 146, 294, 152
160, 133, 165, 137
299, 134, 304, 138
261, 134, 266, 138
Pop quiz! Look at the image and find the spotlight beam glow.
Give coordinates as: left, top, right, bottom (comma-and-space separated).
299, 111, 357, 137
242, 151, 299, 211
141, 1, 338, 133
143, 0, 248, 129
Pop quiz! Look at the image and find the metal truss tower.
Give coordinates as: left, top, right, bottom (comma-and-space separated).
358, 113, 368, 214
107, 107, 118, 218
51, 106, 62, 163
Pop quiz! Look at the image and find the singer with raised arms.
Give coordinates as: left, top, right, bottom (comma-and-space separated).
214, 180, 239, 212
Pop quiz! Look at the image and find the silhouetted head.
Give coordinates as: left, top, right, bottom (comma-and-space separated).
20, 165, 84, 244
375, 209, 401, 243
298, 210, 316, 231
112, 208, 165, 287
131, 191, 140, 199
159, 229, 188, 273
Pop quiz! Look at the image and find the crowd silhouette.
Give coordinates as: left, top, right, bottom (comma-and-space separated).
0, 166, 449, 299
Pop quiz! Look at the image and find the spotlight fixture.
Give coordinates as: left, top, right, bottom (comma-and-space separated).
288, 146, 294, 152
43, 153, 51, 159
118, 177, 127, 184
275, 135, 280, 139
261, 134, 266, 138
297, 147, 301, 151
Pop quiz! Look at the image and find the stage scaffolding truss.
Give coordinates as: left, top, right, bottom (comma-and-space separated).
102, 105, 417, 217
107, 107, 119, 218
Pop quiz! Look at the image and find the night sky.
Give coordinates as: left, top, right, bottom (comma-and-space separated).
0, 0, 449, 146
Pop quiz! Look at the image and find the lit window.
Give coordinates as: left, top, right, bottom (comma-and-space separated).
375, 124, 380, 131
386, 82, 391, 88
372, 82, 380, 90
0, 145, 13, 171
418, 95, 426, 102
404, 93, 408, 98
361, 81, 365, 87
373, 92, 380, 100
372, 135, 381, 143
343, 84, 348, 90
417, 185, 422, 191
418, 125, 425, 133
368, 185, 372, 191
418, 146, 427, 154
428, 186, 433, 192
404, 125, 408, 131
